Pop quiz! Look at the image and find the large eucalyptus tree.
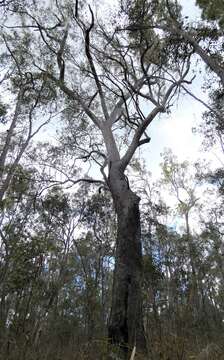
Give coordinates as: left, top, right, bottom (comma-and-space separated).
1, 0, 195, 355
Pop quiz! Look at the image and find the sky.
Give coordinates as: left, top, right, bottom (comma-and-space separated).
141, 79, 211, 179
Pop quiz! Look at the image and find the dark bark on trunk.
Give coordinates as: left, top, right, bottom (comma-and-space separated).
108, 164, 146, 356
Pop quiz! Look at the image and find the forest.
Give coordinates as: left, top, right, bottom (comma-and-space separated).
0, 0, 223, 359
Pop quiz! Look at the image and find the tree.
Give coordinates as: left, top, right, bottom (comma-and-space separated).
0, 0, 198, 356
0, 29, 58, 204
160, 151, 203, 309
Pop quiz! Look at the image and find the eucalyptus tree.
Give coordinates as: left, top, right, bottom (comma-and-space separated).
159, 150, 224, 335
1, 0, 196, 355
0, 30, 60, 205
133, 157, 224, 357
0, 164, 45, 354
160, 151, 202, 302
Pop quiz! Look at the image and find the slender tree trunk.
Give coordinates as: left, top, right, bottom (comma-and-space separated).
185, 212, 200, 318
108, 163, 146, 356
0, 89, 23, 180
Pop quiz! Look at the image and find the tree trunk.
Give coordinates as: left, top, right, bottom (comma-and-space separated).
185, 212, 199, 311
108, 163, 146, 356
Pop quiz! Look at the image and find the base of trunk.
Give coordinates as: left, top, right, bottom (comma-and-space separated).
108, 174, 147, 357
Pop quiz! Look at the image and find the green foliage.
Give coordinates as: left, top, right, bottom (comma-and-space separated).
124, 0, 181, 25
41, 186, 70, 224
197, 0, 224, 28
200, 87, 224, 150
10, 165, 33, 196
143, 254, 163, 288
122, 0, 183, 67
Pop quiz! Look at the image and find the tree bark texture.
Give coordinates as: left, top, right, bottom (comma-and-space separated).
108, 163, 146, 356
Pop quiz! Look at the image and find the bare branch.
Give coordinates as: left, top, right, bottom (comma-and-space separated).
120, 105, 163, 170
57, 24, 69, 81
138, 137, 151, 147
84, 6, 109, 121
181, 84, 223, 122
3, 34, 22, 77
37, 177, 106, 197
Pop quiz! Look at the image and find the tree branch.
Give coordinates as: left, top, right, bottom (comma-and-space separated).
84, 6, 109, 121
57, 24, 69, 81
120, 105, 163, 171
